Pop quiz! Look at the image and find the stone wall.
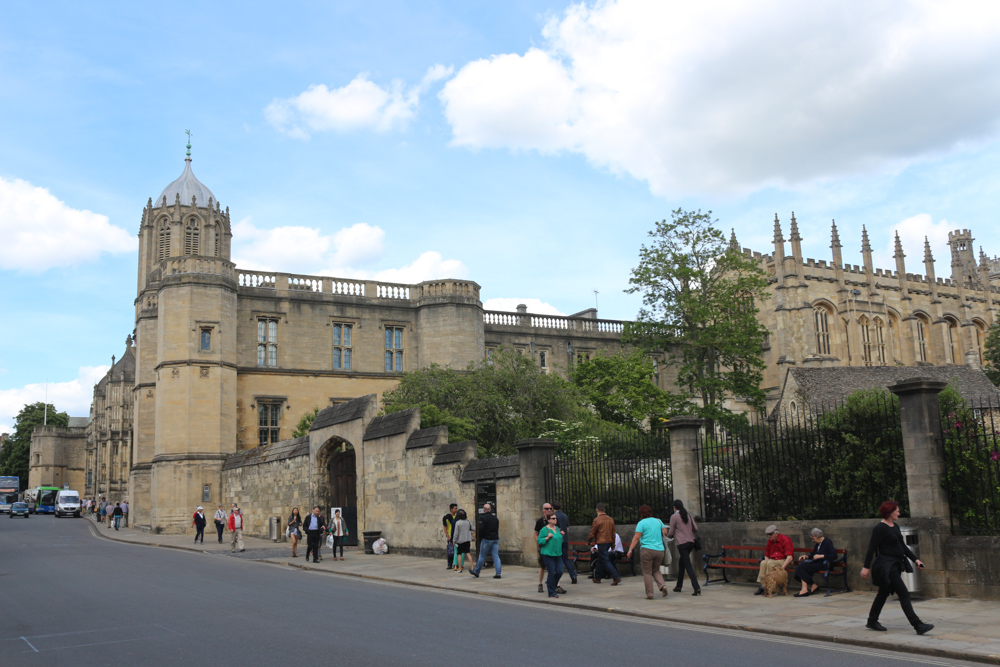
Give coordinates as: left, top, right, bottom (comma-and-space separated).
28, 425, 87, 492
221, 436, 311, 538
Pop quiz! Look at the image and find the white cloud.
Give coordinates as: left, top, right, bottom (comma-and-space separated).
875, 213, 958, 274
267, 64, 453, 138
0, 366, 108, 434
482, 298, 565, 316
439, 0, 1000, 196
0, 176, 135, 272
231, 219, 465, 283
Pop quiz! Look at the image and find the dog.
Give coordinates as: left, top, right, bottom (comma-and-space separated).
762, 569, 788, 598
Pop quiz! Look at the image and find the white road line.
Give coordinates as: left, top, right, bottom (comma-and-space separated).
19, 637, 38, 653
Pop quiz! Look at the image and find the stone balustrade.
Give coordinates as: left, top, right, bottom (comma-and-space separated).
483, 310, 625, 333
234, 270, 486, 304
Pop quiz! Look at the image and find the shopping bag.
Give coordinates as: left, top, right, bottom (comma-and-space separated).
326, 534, 334, 549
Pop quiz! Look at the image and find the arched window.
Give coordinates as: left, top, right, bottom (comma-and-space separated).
873, 317, 887, 365
916, 315, 929, 362
945, 317, 959, 364
974, 320, 987, 365
213, 223, 221, 257
184, 217, 200, 256
814, 305, 831, 355
859, 316, 873, 366
157, 219, 170, 260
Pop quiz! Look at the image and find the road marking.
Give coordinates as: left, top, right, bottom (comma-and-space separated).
19, 637, 38, 653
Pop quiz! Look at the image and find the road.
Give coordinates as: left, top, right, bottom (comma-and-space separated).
0, 515, 981, 667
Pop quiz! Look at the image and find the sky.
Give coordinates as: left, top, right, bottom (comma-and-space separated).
2, 0, 1000, 433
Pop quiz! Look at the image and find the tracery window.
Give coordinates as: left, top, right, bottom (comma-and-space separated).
157, 219, 170, 260
860, 317, 873, 366
184, 217, 200, 256
873, 317, 887, 365
385, 327, 403, 372
814, 306, 831, 355
975, 321, 986, 365
916, 317, 928, 362
213, 223, 221, 257
946, 318, 958, 364
257, 318, 278, 367
258, 403, 280, 446
333, 323, 352, 370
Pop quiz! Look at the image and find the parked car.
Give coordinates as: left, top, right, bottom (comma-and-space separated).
9, 501, 29, 518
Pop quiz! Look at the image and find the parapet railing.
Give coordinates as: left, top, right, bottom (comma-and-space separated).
483, 310, 625, 333
235, 271, 481, 301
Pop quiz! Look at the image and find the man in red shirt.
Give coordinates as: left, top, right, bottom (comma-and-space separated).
755, 524, 794, 595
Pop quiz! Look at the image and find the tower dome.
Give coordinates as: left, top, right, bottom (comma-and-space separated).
157, 138, 216, 206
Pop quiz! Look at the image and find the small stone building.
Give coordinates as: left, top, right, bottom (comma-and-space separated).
28, 417, 90, 492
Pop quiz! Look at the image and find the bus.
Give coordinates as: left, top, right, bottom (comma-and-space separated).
0, 476, 19, 514
26, 486, 60, 514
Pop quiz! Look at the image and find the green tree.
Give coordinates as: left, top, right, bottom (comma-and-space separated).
383, 347, 587, 456
984, 323, 1000, 387
0, 402, 69, 487
624, 209, 770, 424
292, 407, 320, 439
571, 349, 675, 429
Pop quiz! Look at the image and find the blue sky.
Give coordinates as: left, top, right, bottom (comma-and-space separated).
2, 1, 1000, 432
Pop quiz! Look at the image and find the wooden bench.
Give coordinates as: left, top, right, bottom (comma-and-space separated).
702, 544, 850, 596
568, 541, 637, 577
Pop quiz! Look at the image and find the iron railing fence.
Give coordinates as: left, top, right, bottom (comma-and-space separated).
941, 397, 1000, 535
700, 392, 908, 522
544, 429, 671, 526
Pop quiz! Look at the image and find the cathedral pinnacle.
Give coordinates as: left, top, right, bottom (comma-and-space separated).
729, 228, 739, 250
893, 231, 905, 258
924, 236, 934, 263
773, 214, 784, 243
830, 220, 841, 248
861, 225, 872, 253
789, 212, 801, 241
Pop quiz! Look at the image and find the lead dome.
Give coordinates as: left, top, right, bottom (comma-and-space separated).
158, 156, 216, 206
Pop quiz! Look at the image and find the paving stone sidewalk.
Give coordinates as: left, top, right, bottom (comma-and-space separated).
91, 519, 1000, 665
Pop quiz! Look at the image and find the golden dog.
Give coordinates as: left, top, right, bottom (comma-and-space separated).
762, 569, 788, 598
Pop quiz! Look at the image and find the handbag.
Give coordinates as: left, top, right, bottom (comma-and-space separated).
692, 533, 703, 551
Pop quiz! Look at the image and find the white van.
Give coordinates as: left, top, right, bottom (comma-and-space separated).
55, 490, 81, 518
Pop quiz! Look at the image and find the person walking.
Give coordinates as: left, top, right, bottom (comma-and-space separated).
667, 499, 701, 595
451, 509, 474, 572
121, 500, 129, 527
537, 512, 564, 598
107, 501, 115, 528
626, 505, 670, 599
303, 506, 327, 563
551, 501, 577, 585
588, 503, 621, 585
98, 497, 107, 524
470, 503, 501, 579
112, 503, 124, 531
287, 507, 303, 558
861, 501, 933, 635
534, 503, 563, 593
214, 505, 227, 543
442, 503, 458, 570
329, 509, 348, 560
228, 504, 245, 553
192, 506, 206, 543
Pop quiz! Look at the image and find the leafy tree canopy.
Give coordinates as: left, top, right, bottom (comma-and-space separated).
984, 323, 1000, 387
0, 402, 69, 487
571, 349, 676, 429
292, 407, 319, 439
624, 209, 770, 424
382, 347, 588, 456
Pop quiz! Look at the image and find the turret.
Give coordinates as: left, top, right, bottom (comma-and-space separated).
948, 229, 978, 286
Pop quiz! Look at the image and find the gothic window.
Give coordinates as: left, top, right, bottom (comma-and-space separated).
157, 219, 170, 260
814, 306, 831, 355
257, 318, 278, 367
860, 316, 873, 366
873, 317, 887, 365
213, 223, 221, 257
333, 323, 353, 370
385, 327, 403, 372
916, 316, 928, 362
975, 321, 986, 365
184, 217, 200, 255
258, 403, 281, 446
200, 329, 211, 351
539, 350, 548, 369
946, 317, 959, 364
843, 319, 851, 364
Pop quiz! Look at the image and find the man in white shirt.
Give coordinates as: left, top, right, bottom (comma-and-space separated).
214, 505, 227, 543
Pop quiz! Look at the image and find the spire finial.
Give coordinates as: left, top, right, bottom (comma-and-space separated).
185, 129, 192, 159
830, 219, 841, 246
924, 236, 934, 263
773, 213, 783, 243
789, 212, 801, 241
893, 231, 904, 258
729, 227, 739, 250
861, 225, 871, 253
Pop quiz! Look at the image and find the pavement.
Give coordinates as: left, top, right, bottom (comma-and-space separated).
90, 516, 1000, 665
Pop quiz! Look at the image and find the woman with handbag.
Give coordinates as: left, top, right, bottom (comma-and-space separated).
667, 499, 702, 596
287, 507, 303, 558
329, 509, 348, 560
451, 509, 474, 572
861, 500, 933, 634
626, 505, 670, 599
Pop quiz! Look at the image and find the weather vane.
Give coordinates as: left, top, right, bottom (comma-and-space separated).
185, 129, 192, 158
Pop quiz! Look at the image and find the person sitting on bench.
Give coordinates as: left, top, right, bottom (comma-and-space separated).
793, 528, 836, 597
755, 524, 793, 595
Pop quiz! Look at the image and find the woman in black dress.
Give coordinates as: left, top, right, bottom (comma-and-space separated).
860, 500, 933, 635
288, 507, 303, 558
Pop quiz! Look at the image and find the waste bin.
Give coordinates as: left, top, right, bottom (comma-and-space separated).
269, 516, 282, 542
363, 530, 382, 554
898, 526, 920, 594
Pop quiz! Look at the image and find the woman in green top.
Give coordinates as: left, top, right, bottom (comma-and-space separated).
626, 505, 670, 599
537, 514, 564, 598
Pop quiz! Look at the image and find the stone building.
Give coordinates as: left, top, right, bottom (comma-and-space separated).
116, 149, 628, 534
79, 146, 1000, 535
84, 343, 135, 500
752, 215, 1000, 407
28, 417, 90, 492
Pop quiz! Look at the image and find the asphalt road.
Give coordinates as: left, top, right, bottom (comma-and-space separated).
0, 516, 981, 667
